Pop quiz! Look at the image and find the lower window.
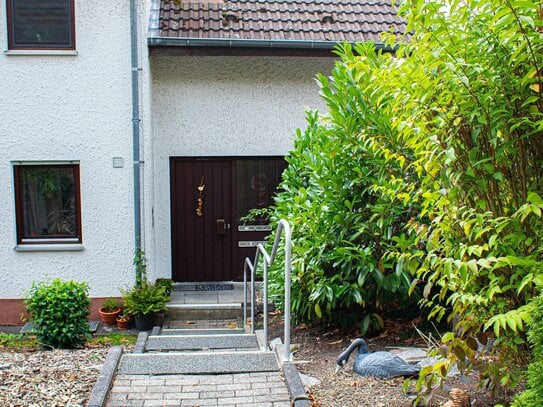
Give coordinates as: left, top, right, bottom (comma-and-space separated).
14, 163, 81, 244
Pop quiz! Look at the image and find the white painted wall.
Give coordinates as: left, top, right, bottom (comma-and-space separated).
148, 56, 335, 279
0, 0, 335, 298
0, 0, 151, 298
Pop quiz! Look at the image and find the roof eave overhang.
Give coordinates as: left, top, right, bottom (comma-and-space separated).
147, 36, 398, 56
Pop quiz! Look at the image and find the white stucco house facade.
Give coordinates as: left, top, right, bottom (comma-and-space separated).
0, 0, 403, 324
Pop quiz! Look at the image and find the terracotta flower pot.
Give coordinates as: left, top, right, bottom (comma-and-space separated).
98, 307, 121, 326
116, 315, 130, 330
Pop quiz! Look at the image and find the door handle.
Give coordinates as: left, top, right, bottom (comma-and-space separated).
217, 218, 227, 236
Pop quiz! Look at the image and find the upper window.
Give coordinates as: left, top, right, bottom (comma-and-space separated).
14, 164, 81, 244
7, 0, 75, 50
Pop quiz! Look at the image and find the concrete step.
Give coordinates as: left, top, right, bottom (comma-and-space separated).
146, 334, 258, 351
119, 351, 279, 375
161, 328, 245, 336
166, 303, 243, 319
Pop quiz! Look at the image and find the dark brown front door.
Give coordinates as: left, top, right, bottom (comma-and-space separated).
170, 157, 286, 282
170, 159, 233, 282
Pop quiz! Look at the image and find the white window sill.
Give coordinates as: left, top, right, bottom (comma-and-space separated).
5, 50, 78, 56
15, 244, 84, 252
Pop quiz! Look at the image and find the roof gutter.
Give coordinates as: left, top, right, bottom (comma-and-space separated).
147, 37, 398, 53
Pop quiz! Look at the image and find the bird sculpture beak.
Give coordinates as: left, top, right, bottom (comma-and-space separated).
335, 365, 342, 374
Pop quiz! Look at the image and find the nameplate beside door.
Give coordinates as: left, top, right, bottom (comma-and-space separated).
238, 225, 272, 232
238, 241, 267, 248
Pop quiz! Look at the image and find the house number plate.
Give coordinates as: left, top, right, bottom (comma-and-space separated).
238, 241, 266, 248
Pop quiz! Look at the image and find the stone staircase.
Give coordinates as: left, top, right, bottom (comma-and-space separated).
94, 279, 309, 406
101, 323, 308, 406
119, 326, 280, 375
165, 282, 247, 320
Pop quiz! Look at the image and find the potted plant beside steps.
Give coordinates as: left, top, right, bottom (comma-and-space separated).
98, 298, 121, 326
116, 313, 130, 330
122, 281, 167, 331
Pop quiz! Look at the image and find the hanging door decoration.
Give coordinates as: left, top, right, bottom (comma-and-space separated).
195, 177, 205, 216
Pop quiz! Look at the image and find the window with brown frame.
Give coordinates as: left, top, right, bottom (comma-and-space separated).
14, 164, 82, 244
6, 0, 75, 50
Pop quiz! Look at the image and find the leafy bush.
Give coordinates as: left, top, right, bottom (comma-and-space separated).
122, 282, 167, 316
269, 44, 420, 332
512, 295, 543, 407
268, 0, 543, 398
384, 0, 543, 398
25, 278, 91, 349
155, 278, 173, 298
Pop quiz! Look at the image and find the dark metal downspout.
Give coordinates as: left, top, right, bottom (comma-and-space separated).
130, 0, 142, 268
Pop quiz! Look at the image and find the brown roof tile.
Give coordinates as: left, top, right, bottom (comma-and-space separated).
149, 0, 405, 49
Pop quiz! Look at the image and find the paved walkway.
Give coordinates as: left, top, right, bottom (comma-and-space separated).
105, 318, 292, 407
107, 372, 291, 406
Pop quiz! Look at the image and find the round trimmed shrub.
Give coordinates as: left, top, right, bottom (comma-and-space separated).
25, 278, 91, 348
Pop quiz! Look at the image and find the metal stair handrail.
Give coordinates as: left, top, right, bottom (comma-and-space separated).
243, 219, 292, 362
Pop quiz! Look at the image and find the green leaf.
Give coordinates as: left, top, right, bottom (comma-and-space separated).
527, 192, 543, 204
314, 303, 322, 318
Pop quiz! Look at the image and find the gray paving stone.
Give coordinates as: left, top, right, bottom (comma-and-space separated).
238, 404, 274, 407
162, 328, 244, 335
107, 393, 128, 401
216, 383, 246, 391
196, 399, 219, 406
252, 381, 278, 389
162, 376, 202, 386
236, 389, 267, 397
186, 385, 217, 392
158, 387, 183, 394
144, 379, 168, 386
120, 351, 279, 375
111, 385, 147, 393
220, 396, 255, 404
168, 319, 239, 329
144, 400, 180, 406
146, 334, 258, 351
111, 378, 131, 386
107, 400, 144, 407
194, 374, 234, 385
235, 374, 267, 383
201, 390, 235, 398
254, 394, 291, 403
128, 392, 164, 400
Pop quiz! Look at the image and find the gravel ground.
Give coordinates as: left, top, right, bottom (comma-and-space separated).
0, 316, 519, 407
0, 347, 109, 406
267, 315, 517, 407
